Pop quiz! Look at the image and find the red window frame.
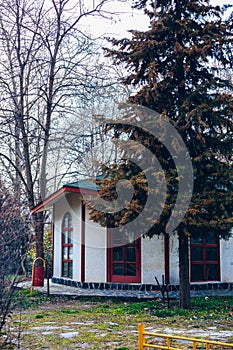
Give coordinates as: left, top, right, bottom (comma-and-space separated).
190, 232, 220, 282
61, 212, 73, 278
108, 229, 141, 283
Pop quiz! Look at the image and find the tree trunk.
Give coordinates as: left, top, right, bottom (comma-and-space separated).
178, 228, 190, 309
33, 211, 45, 260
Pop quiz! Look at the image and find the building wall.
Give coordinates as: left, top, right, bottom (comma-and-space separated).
141, 235, 165, 284
169, 234, 179, 284
53, 193, 82, 280
142, 233, 233, 285
220, 235, 233, 282
53, 194, 107, 283
141, 234, 180, 285
52, 194, 233, 285
84, 206, 107, 283
168, 233, 233, 285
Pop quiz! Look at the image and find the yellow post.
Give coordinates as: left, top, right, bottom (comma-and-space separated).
167, 337, 171, 349
138, 324, 145, 350
193, 341, 196, 350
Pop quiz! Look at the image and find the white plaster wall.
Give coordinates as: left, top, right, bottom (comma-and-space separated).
169, 234, 179, 284
53, 201, 61, 278
84, 207, 107, 282
53, 193, 82, 280
52, 193, 233, 285
141, 235, 165, 284
168, 233, 233, 285
141, 234, 180, 285
220, 234, 233, 282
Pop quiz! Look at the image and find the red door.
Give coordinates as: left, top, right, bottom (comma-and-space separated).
108, 229, 141, 283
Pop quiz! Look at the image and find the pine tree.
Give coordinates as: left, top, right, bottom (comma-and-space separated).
88, 0, 233, 308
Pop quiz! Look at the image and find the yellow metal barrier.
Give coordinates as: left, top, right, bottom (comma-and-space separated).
138, 324, 233, 350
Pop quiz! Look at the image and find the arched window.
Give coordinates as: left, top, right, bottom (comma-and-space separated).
61, 212, 73, 278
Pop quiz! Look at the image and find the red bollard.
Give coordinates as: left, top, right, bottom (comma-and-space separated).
32, 258, 46, 287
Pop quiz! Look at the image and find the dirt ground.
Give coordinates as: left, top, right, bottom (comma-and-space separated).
3, 295, 233, 349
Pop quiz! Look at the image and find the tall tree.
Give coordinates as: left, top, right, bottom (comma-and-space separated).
88, 0, 233, 308
0, 0, 123, 259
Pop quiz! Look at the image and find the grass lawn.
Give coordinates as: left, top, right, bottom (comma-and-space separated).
2, 290, 233, 349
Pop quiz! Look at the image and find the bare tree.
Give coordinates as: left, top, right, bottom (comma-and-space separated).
46, 67, 129, 188
0, 0, 125, 258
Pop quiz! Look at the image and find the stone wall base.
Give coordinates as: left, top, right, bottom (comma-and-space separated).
51, 277, 233, 292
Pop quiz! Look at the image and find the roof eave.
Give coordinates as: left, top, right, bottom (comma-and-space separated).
31, 186, 97, 213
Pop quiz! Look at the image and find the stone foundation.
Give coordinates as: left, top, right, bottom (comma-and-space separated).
51, 277, 233, 292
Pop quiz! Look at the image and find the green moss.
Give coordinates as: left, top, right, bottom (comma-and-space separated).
58, 308, 81, 315
34, 313, 51, 319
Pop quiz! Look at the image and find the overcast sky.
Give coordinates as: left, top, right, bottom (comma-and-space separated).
81, 0, 233, 39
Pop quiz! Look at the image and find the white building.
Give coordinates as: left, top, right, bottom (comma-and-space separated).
32, 180, 233, 290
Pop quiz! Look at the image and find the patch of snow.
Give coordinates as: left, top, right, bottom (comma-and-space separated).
32, 325, 69, 331
59, 331, 79, 339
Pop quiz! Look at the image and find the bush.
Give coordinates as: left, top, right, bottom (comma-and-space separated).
0, 183, 30, 344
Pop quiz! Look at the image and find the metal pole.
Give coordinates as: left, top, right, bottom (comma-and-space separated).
138, 324, 145, 350
47, 266, 50, 297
